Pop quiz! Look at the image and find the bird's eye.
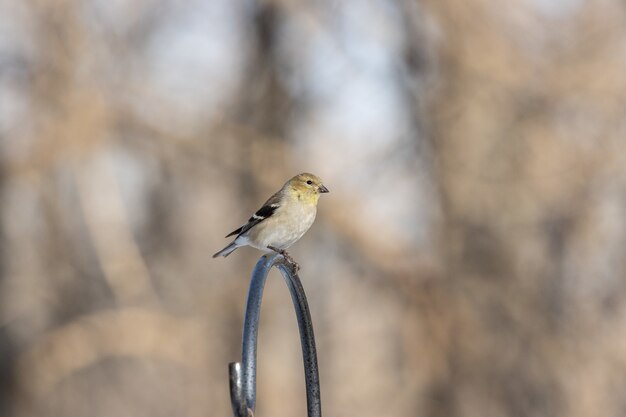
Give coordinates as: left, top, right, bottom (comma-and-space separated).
306, 180, 313, 185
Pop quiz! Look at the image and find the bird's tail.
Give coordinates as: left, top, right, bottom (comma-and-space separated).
212, 241, 239, 258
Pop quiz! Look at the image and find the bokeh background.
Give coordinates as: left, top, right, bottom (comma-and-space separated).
2, 0, 626, 416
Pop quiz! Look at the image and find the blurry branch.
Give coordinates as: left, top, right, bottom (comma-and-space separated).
119, 113, 294, 190
5, 1, 102, 175
74, 153, 158, 306
9, 1, 159, 306
322, 197, 443, 288
16, 308, 207, 398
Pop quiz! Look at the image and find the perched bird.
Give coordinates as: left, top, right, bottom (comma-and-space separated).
213, 173, 329, 270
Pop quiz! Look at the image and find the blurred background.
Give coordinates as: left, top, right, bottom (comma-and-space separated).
1, 0, 626, 416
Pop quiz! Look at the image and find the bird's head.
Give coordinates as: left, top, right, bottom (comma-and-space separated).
288, 173, 329, 204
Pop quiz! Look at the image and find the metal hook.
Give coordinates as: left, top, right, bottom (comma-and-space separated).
228, 253, 322, 417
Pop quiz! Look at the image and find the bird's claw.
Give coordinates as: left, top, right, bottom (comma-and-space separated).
268, 246, 300, 273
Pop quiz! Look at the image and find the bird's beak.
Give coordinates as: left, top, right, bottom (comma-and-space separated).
319, 184, 329, 193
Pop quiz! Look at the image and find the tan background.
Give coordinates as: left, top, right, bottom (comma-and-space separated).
1, 1, 626, 416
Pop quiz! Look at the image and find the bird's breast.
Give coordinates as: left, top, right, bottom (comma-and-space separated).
250, 204, 317, 250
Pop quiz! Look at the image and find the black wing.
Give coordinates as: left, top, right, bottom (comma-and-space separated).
225, 193, 281, 238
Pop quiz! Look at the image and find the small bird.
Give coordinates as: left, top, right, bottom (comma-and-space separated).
213, 173, 329, 270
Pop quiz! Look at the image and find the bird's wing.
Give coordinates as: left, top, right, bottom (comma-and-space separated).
225, 191, 282, 238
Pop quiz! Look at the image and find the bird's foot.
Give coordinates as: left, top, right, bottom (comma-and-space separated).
267, 246, 300, 273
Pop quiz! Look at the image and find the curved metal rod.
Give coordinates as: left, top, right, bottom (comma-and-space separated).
229, 253, 322, 417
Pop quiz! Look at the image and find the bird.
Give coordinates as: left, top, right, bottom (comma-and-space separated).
213, 173, 329, 271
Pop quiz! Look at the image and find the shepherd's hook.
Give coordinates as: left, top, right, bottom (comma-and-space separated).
228, 253, 322, 417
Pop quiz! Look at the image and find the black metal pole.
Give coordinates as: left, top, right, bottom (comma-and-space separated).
229, 254, 322, 417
